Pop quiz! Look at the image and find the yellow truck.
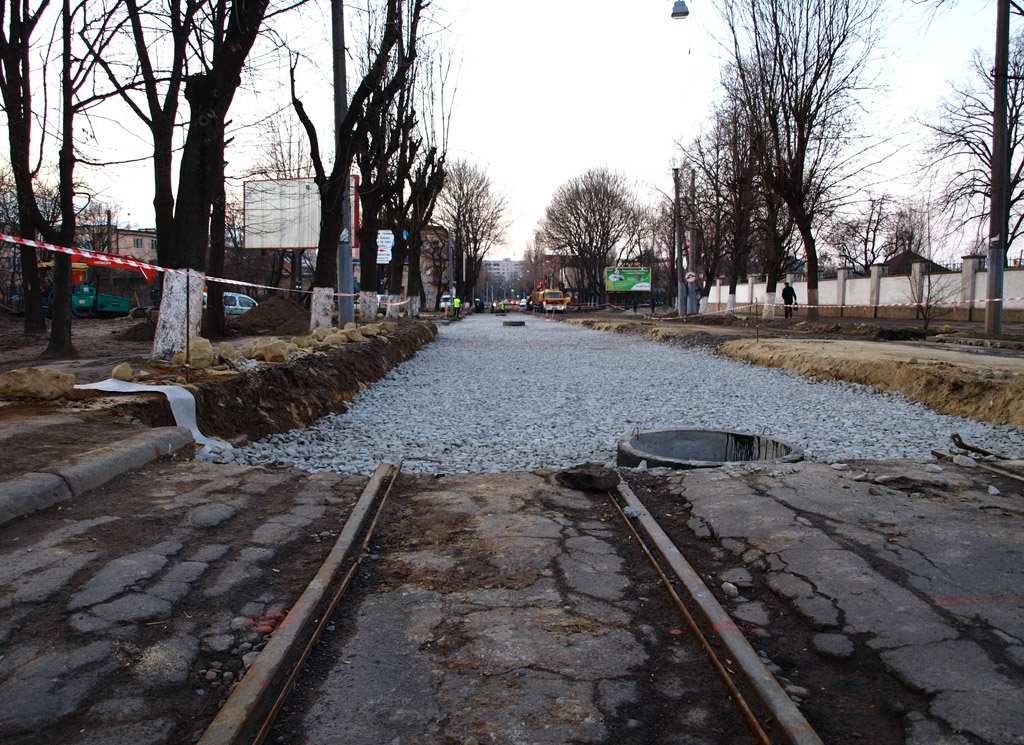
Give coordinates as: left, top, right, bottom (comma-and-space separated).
532, 289, 569, 313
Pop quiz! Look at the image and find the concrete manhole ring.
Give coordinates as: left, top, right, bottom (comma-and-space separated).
617, 428, 803, 469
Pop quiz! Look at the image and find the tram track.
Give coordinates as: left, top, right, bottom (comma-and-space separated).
195, 464, 826, 745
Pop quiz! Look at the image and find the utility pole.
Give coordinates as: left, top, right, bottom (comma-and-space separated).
986, 0, 1010, 335
674, 167, 685, 315
447, 226, 454, 298
688, 169, 698, 314
333, 0, 355, 326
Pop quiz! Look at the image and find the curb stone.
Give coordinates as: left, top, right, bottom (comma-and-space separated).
0, 426, 194, 526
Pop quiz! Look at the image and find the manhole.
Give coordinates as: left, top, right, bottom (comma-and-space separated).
616, 428, 803, 469
503, 321, 525, 327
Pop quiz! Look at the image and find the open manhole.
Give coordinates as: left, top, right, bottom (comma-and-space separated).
503, 320, 526, 327
617, 428, 803, 469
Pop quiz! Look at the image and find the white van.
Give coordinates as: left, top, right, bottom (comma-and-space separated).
223, 292, 258, 315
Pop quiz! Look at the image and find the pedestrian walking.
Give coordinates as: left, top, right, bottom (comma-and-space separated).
650, 296, 657, 315
633, 299, 638, 313
454, 296, 462, 318
782, 282, 797, 319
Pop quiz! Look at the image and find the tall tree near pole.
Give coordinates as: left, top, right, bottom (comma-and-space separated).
722, 0, 881, 322
291, 0, 423, 327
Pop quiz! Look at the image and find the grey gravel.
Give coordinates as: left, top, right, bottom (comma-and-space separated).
213, 314, 1024, 474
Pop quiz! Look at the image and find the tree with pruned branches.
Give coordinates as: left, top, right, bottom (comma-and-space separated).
722, 0, 882, 320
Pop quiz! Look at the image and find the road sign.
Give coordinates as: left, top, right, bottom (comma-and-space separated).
685, 271, 697, 284
376, 230, 394, 263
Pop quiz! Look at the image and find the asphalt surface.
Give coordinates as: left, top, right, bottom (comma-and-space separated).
0, 321, 1022, 744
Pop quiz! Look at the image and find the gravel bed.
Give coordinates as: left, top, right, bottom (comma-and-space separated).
212, 314, 1024, 474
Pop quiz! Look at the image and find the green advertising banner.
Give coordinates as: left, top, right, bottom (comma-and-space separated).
604, 267, 651, 292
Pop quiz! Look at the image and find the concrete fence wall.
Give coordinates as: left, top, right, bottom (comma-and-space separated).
707, 256, 1024, 321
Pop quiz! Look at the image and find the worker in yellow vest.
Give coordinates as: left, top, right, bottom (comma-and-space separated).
453, 296, 462, 318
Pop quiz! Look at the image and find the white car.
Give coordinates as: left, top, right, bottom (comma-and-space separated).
223, 292, 258, 315
440, 294, 453, 310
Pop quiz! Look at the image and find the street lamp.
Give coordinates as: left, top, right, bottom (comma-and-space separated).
670, 2, 690, 315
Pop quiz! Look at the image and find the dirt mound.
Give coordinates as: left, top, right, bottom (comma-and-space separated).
717, 337, 1024, 428
229, 295, 311, 337
116, 321, 157, 341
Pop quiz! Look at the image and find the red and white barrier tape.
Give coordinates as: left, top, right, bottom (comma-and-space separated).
0, 232, 406, 302
5, 234, 1016, 311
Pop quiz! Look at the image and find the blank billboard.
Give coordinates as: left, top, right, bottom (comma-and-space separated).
243, 178, 320, 250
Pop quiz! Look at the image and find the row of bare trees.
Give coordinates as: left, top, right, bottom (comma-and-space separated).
663, 0, 1014, 320
0, 0, 452, 357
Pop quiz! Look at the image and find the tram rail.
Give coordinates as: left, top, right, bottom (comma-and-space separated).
195, 463, 824, 745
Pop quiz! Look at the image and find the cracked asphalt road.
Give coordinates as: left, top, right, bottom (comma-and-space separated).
671, 459, 1024, 745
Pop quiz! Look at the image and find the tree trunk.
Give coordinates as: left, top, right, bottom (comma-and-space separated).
795, 216, 819, 321
388, 233, 407, 295
203, 165, 227, 339
357, 214, 379, 296
311, 172, 346, 289
40, 252, 76, 358
407, 237, 424, 311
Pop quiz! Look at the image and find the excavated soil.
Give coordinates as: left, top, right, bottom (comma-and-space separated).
718, 337, 1024, 428
0, 316, 437, 461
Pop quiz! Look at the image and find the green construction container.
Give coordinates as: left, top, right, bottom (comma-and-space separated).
71, 285, 131, 318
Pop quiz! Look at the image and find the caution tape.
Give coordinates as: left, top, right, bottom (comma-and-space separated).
0, 232, 372, 301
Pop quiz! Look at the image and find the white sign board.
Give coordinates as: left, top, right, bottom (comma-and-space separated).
243, 178, 320, 250
377, 230, 395, 263
685, 271, 697, 284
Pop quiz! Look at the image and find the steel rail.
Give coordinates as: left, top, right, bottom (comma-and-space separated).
251, 461, 402, 745
198, 462, 401, 745
932, 449, 1024, 484
614, 480, 825, 745
606, 490, 773, 745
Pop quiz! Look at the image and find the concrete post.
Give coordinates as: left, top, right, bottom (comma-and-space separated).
911, 261, 925, 320
869, 264, 884, 318
748, 275, 759, 307
961, 254, 983, 322
836, 267, 848, 317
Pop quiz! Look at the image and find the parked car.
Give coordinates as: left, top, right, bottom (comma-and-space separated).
223, 292, 258, 315
440, 294, 453, 310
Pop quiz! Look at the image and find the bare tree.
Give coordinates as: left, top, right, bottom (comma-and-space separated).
722, 0, 882, 320
437, 158, 509, 301
926, 31, 1024, 256
887, 199, 929, 256
246, 114, 316, 180
1, 0, 114, 354
290, 0, 425, 320
822, 193, 894, 273
898, 197, 957, 328
537, 167, 636, 305
681, 99, 758, 300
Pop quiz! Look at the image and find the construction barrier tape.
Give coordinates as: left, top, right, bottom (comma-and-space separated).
0, 233, 376, 301
4, 234, 1021, 310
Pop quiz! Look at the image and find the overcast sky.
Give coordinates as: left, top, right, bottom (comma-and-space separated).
85, 0, 996, 262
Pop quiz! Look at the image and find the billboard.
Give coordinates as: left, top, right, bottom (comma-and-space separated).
605, 266, 651, 292
243, 176, 360, 250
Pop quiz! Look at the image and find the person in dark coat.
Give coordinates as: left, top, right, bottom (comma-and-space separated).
782, 282, 797, 318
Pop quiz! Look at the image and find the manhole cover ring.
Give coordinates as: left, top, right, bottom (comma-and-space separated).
617, 428, 803, 469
